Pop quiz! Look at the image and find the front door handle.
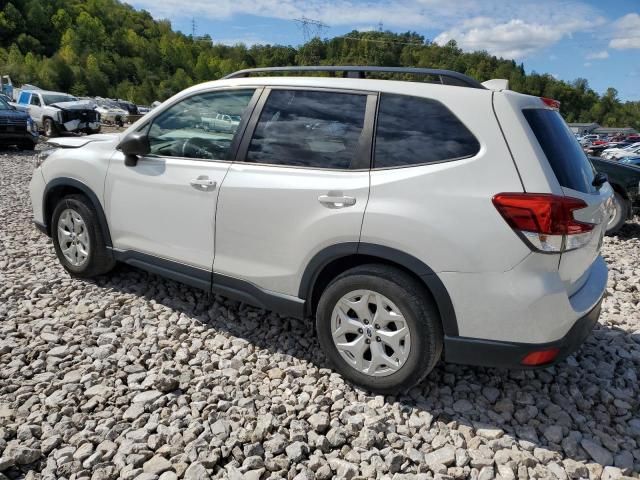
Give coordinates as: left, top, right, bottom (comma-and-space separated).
318, 193, 356, 209
190, 176, 217, 191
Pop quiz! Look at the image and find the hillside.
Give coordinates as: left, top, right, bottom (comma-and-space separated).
0, 0, 638, 129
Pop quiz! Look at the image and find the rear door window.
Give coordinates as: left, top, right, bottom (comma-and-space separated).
523, 109, 596, 193
374, 93, 480, 168
246, 89, 368, 169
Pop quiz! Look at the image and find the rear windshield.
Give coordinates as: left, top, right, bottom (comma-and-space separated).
523, 109, 595, 193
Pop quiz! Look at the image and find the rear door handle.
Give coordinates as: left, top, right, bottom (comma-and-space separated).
318, 194, 356, 209
190, 176, 217, 191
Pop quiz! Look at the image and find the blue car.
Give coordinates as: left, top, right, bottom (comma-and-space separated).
620, 156, 640, 167
0, 95, 39, 150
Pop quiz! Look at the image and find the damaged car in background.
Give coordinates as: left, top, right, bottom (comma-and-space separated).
92, 97, 128, 126
17, 90, 100, 137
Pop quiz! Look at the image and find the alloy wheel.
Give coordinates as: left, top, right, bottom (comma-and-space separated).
57, 208, 90, 267
331, 289, 411, 377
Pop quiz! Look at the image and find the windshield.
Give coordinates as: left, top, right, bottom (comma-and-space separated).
42, 93, 77, 105
0, 97, 10, 110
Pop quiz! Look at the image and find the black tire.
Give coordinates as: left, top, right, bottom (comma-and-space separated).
21, 142, 36, 151
51, 194, 115, 278
316, 264, 443, 394
605, 191, 629, 235
44, 118, 58, 137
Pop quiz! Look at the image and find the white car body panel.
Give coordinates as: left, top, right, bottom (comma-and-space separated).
104, 153, 229, 271
214, 164, 369, 296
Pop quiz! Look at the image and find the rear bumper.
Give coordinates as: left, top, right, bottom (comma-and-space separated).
444, 297, 602, 368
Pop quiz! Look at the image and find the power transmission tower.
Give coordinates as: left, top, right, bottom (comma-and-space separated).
294, 17, 329, 42
191, 18, 197, 38
378, 21, 383, 32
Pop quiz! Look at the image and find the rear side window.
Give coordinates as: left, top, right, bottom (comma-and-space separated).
374, 93, 480, 169
523, 109, 595, 193
246, 90, 367, 169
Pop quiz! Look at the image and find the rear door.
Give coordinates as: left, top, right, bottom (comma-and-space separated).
522, 108, 612, 294
213, 88, 376, 296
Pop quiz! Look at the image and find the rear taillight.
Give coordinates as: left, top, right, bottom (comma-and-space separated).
492, 193, 594, 253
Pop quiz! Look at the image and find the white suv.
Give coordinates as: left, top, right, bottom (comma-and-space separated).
30, 66, 612, 393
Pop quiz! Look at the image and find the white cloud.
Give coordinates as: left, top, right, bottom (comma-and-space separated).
434, 17, 592, 59
609, 13, 640, 49
131, 0, 604, 58
585, 50, 609, 60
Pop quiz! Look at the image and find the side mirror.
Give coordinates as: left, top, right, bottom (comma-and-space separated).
592, 172, 608, 188
118, 132, 150, 167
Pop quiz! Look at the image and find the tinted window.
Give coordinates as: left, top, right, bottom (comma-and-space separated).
247, 90, 367, 169
0, 97, 9, 110
148, 89, 255, 160
524, 109, 595, 193
374, 93, 480, 168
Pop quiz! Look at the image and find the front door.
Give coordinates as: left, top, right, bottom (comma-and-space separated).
214, 88, 376, 296
28, 93, 43, 126
104, 88, 259, 271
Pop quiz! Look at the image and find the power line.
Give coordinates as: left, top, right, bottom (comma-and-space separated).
333, 34, 426, 47
293, 17, 329, 43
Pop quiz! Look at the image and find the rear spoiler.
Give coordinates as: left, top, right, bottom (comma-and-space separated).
481, 79, 509, 91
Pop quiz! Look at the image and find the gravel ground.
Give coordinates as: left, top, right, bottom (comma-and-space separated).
1, 148, 639, 480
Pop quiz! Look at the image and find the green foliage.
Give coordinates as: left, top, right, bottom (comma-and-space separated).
0, 0, 638, 128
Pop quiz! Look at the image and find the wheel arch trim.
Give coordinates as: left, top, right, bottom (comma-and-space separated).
299, 242, 459, 336
43, 177, 113, 247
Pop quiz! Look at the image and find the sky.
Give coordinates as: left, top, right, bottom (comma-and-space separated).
128, 0, 640, 101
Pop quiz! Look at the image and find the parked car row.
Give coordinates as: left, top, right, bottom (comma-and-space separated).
8, 85, 155, 137
590, 156, 640, 233
0, 94, 38, 150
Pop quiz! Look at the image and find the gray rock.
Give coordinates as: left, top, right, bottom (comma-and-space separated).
544, 425, 564, 444
425, 446, 456, 467
308, 412, 330, 433
285, 441, 309, 462
143, 455, 172, 475
328, 458, 358, 479
452, 399, 473, 413
581, 439, 613, 466
326, 427, 348, 448
3, 443, 41, 465
183, 462, 210, 480
133, 390, 163, 404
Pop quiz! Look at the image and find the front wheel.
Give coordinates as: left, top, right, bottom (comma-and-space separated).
44, 118, 58, 138
316, 264, 443, 394
605, 191, 628, 235
51, 195, 115, 277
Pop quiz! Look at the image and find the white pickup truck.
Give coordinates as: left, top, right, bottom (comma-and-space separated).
17, 90, 101, 137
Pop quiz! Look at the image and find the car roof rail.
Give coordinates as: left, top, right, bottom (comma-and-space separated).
223, 66, 487, 89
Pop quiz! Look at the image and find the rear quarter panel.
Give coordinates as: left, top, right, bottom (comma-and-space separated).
361, 85, 529, 273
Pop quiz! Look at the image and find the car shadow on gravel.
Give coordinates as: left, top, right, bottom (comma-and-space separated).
92, 263, 639, 471
616, 218, 640, 240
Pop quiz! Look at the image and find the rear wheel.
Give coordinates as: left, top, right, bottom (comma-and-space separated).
606, 191, 628, 235
316, 264, 443, 393
51, 195, 115, 277
21, 142, 36, 151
